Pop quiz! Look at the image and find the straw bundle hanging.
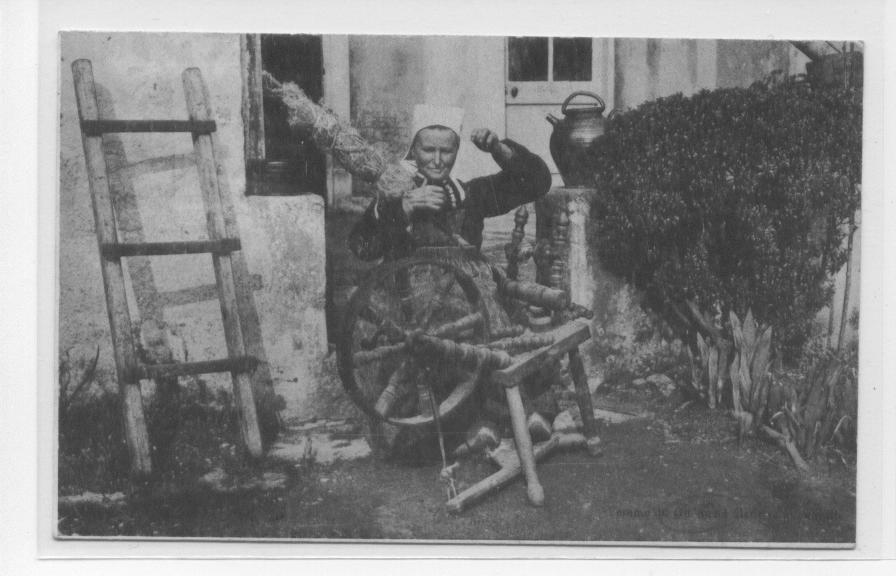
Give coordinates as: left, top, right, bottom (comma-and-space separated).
263, 71, 414, 198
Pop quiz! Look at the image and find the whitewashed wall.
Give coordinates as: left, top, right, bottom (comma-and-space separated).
59, 32, 330, 422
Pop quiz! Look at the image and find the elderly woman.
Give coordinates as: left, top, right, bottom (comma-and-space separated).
348, 105, 552, 261
343, 106, 561, 460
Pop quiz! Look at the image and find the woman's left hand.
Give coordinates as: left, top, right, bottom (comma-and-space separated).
471, 128, 500, 153
471, 128, 514, 162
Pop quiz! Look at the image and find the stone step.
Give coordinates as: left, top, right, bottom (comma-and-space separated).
268, 419, 372, 465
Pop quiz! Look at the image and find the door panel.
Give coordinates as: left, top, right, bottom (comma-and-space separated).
505, 104, 559, 175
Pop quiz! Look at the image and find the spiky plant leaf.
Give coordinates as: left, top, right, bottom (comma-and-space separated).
743, 309, 758, 352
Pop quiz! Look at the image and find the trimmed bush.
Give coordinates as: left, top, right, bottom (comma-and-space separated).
586, 78, 861, 359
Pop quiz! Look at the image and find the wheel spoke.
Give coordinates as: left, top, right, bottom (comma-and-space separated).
353, 342, 407, 366
417, 272, 457, 331
427, 311, 484, 339
358, 316, 406, 350
366, 289, 407, 331
373, 357, 417, 418
391, 266, 416, 324
358, 305, 384, 326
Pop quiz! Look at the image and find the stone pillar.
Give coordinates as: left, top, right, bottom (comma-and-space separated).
535, 187, 597, 309
536, 186, 600, 386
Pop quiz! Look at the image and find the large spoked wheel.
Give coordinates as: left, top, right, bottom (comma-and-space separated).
338, 257, 491, 429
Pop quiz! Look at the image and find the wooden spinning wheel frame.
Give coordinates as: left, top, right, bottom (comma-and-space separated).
336, 245, 601, 512
337, 257, 494, 428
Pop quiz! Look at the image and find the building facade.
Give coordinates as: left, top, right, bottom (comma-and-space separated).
58, 33, 856, 423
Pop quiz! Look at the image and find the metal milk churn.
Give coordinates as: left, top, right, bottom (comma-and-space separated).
546, 91, 607, 187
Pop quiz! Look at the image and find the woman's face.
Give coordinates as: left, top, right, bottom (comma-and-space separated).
411, 127, 459, 183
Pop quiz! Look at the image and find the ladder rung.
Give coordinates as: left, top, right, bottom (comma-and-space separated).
80, 119, 216, 136
137, 356, 258, 380
101, 238, 241, 258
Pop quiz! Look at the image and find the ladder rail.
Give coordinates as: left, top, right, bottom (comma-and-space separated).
138, 356, 258, 380
71, 59, 153, 476
100, 238, 241, 258
208, 107, 277, 439
79, 119, 216, 136
183, 67, 264, 458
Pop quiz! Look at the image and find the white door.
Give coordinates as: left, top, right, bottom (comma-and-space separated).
504, 37, 614, 185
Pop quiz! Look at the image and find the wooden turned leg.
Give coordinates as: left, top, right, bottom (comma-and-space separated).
569, 345, 602, 455
446, 434, 573, 513
505, 383, 545, 506
366, 415, 388, 458
446, 460, 519, 513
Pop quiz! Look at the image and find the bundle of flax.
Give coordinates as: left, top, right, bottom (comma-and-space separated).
262, 71, 414, 199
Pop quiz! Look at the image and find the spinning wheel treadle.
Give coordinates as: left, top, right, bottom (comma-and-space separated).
337, 257, 491, 428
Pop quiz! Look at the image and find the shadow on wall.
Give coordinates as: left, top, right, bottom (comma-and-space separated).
71, 82, 280, 411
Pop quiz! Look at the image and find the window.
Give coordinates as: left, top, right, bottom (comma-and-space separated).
508, 37, 593, 82
241, 34, 327, 196
505, 37, 612, 105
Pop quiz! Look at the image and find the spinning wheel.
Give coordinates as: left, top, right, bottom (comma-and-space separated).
338, 257, 500, 428
336, 251, 602, 513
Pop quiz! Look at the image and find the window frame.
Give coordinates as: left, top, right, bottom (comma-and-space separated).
504, 37, 614, 106
240, 33, 352, 202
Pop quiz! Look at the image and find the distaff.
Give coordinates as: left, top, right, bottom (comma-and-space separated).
262, 70, 415, 197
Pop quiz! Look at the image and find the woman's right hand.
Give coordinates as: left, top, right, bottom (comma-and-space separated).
402, 185, 448, 217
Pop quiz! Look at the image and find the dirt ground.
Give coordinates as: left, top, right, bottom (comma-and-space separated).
57, 384, 856, 544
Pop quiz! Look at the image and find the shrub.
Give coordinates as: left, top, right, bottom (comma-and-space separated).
586, 78, 861, 359
785, 316, 859, 455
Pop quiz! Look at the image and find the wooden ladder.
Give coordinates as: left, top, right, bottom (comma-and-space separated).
72, 59, 264, 476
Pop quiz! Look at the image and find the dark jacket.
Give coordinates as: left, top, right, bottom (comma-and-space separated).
349, 139, 552, 261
